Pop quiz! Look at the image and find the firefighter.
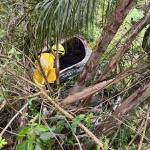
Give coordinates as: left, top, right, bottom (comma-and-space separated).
33, 44, 65, 89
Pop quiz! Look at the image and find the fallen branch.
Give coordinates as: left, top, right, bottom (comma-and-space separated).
0, 103, 28, 137
71, 0, 135, 94
42, 91, 104, 150
98, 11, 150, 82
62, 63, 150, 105
94, 80, 150, 136
138, 104, 150, 150
11, 91, 42, 101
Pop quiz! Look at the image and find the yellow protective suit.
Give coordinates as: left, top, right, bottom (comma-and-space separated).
33, 53, 56, 88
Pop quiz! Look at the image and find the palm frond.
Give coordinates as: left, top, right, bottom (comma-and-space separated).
33, 0, 120, 46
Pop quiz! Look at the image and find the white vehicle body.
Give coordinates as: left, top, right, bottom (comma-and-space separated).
59, 35, 92, 83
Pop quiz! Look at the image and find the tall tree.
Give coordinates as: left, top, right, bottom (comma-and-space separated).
71, 0, 135, 94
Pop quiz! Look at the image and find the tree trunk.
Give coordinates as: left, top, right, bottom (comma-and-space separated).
71, 0, 135, 94
97, 12, 150, 82
81, 12, 150, 106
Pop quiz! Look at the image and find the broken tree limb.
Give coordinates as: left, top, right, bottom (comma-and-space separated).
42, 91, 104, 150
62, 63, 150, 105
63, 79, 114, 105
98, 11, 150, 82
94, 79, 150, 136
71, 0, 135, 94
0, 63, 104, 148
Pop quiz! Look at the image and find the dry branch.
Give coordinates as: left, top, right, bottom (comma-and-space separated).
138, 104, 150, 150
98, 12, 150, 82
0, 103, 28, 137
71, 0, 135, 94
94, 79, 150, 136
42, 91, 104, 150
62, 63, 150, 105
0, 100, 7, 111
0, 62, 104, 149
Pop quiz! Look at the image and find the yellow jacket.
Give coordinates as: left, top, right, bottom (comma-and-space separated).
33, 53, 56, 88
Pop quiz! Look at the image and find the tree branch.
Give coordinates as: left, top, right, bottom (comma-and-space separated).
94, 79, 150, 136
98, 12, 150, 82
0, 103, 28, 137
42, 91, 104, 150
62, 63, 150, 105
71, 0, 135, 94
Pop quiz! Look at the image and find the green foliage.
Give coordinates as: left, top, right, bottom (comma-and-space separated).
100, 136, 109, 150
0, 87, 7, 102
8, 48, 21, 58
39, 132, 54, 142
34, 0, 98, 44
0, 29, 6, 39
16, 126, 30, 140
15, 113, 80, 149
0, 136, 7, 149
85, 113, 93, 128
16, 114, 50, 150
16, 140, 36, 150
15, 112, 95, 149
110, 115, 138, 150
0, 0, 149, 150
72, 114, 85, 133
62, 75, 77, 88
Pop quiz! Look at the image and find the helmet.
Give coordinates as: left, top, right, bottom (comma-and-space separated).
52, 44, 65, 55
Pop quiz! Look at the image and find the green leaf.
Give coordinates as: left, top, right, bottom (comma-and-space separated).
35, 144, 42, 150
8, 48, 15, 55
96, 145, 100, 150
15, 140, 28, 150
40, 132, 54, 141
27, 139, 34, 150
78, 114, 85, 119
50, 126, 56, 131
36, 124, 49, 132
64, 123, 70, 130
0, 94, 4, 101
85, 113, 93, 128
56, 120, 66, 125
59, 134, 66, 140
55, 124, 64, 133
104, 140, 108, 150
8, 48, 21, 57
29, 114, 39, 124
0, 136, 7, 148
0, 87, 7, 101
20, 113, 28, 119
16, 126, 30, 140
72, 119, 81, 133
55, 114, 66, 120
0, 29, 5, 39
71, 114, 85, 133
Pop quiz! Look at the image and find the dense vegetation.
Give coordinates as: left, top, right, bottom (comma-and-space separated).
0, 0, 150, 150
